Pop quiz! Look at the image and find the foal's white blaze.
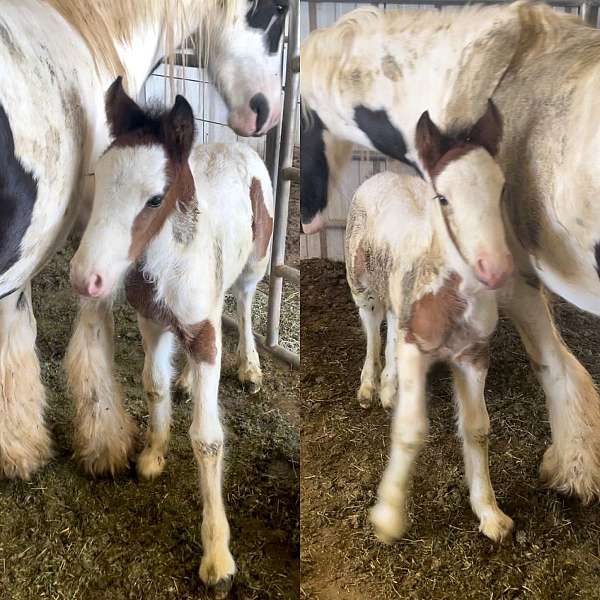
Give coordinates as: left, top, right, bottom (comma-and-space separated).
71, 145, 168, 298
435, 149, 512, 289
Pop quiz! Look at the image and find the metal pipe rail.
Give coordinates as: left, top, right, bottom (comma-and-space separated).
265, 0, 300, 368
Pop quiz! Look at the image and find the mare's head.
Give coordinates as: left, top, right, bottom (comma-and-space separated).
210, 0, 289, 136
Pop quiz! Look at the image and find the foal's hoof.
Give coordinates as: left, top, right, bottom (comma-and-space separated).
206, 575, 234, 600
369, 502, 408, 544
136, 448, 166, 480
379, 384, 397, 410
479, 510, 514, 543
246, 381, 261, 395
200, 551, 236, 599
357, 384, 376, 409
238, 364, 262, 395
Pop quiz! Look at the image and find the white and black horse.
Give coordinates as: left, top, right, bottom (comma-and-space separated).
0, 0, 287, 483
301, 2, 600, 503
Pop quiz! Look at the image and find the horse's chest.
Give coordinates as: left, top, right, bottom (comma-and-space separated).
125, 265, 216, 364
404, 274, 492, 360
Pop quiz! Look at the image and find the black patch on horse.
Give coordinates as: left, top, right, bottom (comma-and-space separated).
594, 242, 600, 279
16, 291, 27, 311
354, 105, 423, 176
300, 107, 328, 227
0, 104, 38, 276
246, 0, 288, 54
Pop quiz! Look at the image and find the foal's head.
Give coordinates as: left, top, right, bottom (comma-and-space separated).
211, 0, 289, 136
71, 78, 196, 298
415, 101, 512, 290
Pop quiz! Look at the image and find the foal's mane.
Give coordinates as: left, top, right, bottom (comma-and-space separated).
45, 0, 242, 82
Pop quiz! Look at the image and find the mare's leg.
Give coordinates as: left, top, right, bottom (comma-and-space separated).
379, 311, 398, 409
451, 351, 513, 541
187, 316, 235, 597
136, 316, 175, 480
356, 299, 385, 408
503, 274, 600, 502
0, 284, 52, 478
64, 297, 137, 476
370, 338, 429, 542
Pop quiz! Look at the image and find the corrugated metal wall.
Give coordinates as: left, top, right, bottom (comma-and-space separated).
299, 0, 589, 262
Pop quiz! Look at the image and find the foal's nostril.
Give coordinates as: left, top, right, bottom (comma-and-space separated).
249, 93, 269, 133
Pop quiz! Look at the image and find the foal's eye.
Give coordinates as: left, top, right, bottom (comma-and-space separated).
436, 194, 449, 206
146, 194, 164, 208
275, 2, 286, 13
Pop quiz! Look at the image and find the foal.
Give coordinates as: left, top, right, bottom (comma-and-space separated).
346, 102, 514, 543
70, 78, 273, 596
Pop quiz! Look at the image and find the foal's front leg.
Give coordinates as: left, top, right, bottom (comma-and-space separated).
64, 297, 137, 476
136, 316, 175, 480
370, 338, 429, 542
188, 316, 235, 597
452, 354, 513, 542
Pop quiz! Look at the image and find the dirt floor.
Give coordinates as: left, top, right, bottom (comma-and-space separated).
0, 234, 299, 599
301, 258, 600, 600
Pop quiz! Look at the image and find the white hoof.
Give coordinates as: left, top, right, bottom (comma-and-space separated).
136, 447, 166, 480
369, 501, 408, 544
540, 442, 600, 504
238, 361, 263, 395
200, 548, 236, 598
478, 509, 514, 542
358, 382, 377, 409
379, 383, 397, 410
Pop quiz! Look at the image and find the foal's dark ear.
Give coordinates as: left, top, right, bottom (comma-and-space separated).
415, 110, 445, 176
165, 95, 196, 162
469, 99, 503, 157
105, 76, 147, 138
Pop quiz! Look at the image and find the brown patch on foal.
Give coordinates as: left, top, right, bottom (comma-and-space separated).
406, 273, 467, 352
250, 177, 273, 258
125, 266, 216, 365
128, 162, 195, 260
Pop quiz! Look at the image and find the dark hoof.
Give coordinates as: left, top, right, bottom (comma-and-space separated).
208, 575, 234, 599
247, 381, 261, 395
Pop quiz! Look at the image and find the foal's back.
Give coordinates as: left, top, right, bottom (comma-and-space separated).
345, 171, 435, 305
188, 142, 273, 288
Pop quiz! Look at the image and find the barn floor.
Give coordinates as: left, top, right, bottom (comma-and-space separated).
301, 258, 600, 600
0, 240, 299, 600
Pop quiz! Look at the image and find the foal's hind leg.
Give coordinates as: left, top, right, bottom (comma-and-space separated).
451, 353, 513, 542
356, 297, 384, 408
0, 284, 52, 478
503, 274, 600, 502
136, 316, 175, 480
64, 297, 137, 476
379, 311, 398, 410
232, 262, 266, 394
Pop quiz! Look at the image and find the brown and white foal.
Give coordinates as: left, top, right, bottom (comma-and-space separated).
70, 78, 273, 596
346, 102, 514, 543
